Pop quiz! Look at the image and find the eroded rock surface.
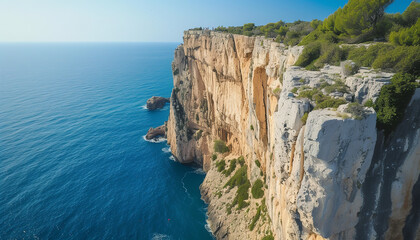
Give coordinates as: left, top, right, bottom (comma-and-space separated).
146, 96, 169, 110
165, 30, 420, 240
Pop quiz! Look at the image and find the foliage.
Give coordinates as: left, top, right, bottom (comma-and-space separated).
324, 80, 349, 94
273, 87, 281, 95
364, 99, 375, 108
321, 0, 393, 39
216, 159, 226, 172
262, 235, 274, 240
249, 206, 261, 231
345, 102, 366, 120
225, 165, 251, 210
347, 43, 420, 76
212, 153, 217, 161
251, 179, 264, 199
291, 87, 299, 94
255, 159, 261, 168
389, 19, 420, 46
250, 124, 254, 131
315, 98, 347, 109
224, 159, 237, 176
214, 140, 229, 153
301, 112, 309, 125
237, 156, 245, 166
374, 73, 417, 133
295, 42, 321, 67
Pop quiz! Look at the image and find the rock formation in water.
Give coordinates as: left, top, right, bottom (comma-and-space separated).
146, 96, 169, 110
145, 125, 165, 140
166, 30, 420, 240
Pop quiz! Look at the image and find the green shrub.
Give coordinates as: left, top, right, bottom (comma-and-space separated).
262, 235, 274, 240
273, 87, 281, 95
216, 159, 226, 172
249, 206, 261, 231
301, 112, 309, 125
324, 80, 349, 94
315, 98, 347, 109
212, 153, 217, 161
224, 159, 237, 176
237, 156, 245, 166
250, 124, 254, 131
371, 45, 420, 76
389, 18, 420, 46
295, 42, 321, 67
345, 102, 365, 120
375, 73, 417, 133
364, 99, 375, 108
291, 87, 298, 94
255, 160, 261, 168
225, 165, 251, 210
214, 140, 229, 153
251, 179, 264, 199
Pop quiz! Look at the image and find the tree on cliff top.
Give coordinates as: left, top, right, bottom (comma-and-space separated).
321, 0, 394, 37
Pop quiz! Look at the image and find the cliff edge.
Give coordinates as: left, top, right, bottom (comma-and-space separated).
166, 30, 420, 240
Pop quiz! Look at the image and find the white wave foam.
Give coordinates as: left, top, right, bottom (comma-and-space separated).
169, 155, 176, 161
152, 233, 171, 240
192, 168, 206, 175
162, 147, 171, 153
142, 135, 167, 143
141, 104, 148, 110
205, 220, 213, 234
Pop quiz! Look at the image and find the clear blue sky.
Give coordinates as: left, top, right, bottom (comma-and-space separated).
0, 0, 413, 42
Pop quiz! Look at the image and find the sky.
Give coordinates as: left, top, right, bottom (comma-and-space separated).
0, 0, 414, 42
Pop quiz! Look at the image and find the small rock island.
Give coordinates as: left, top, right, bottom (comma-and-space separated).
146, 96, 169, 110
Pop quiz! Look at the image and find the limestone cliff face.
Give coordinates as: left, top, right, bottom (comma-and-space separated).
166, 30, 420, 240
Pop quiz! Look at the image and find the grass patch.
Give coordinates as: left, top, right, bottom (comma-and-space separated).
249, 206, 261, 231
223, 159, 237, 176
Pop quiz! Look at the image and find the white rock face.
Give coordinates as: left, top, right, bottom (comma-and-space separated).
345, 69, 392, 103
297, 106, 377, 238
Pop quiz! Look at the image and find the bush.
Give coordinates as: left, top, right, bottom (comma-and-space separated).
251, 179, 264, 199
224, 159, 237, 176
225, 165, 250, 209
295, 42, 321, 67
262, 235, 274, 240
255, 160, 261, 168
301, 112, 309, 125
250, 124, 254, 131
364, 99, 375, 108
315, 98, 347, 109
212, 153, 217, 161
249, 206, 261, 231
389, 18, 420, 46
324, 80, 349, 94
345, 102, 365, 120
273, 87, 281, 95
214, 140, 229, 153
237, 156, 245, 166
375, 73, 417, 133
216, 159, 226, 172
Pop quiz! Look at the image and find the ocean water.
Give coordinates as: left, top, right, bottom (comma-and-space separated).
0, 43, 213, 240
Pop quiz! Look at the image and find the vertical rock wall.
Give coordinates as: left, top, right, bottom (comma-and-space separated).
166, 30, 420, 240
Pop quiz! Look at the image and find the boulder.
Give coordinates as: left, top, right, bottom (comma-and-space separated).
145, 125, 165, 140
146, 96, 169, 110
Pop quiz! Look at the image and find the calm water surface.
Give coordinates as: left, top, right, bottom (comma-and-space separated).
0, 43, 213, 240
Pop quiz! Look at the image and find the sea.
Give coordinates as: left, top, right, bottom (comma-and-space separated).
0, 43, 214, 240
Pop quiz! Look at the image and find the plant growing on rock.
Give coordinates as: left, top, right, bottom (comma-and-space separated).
214, 140, 229, 153
225, 165, 250, 210
216, 159, 226, 172
345, 102, 366, 120
251, 179, 264, 199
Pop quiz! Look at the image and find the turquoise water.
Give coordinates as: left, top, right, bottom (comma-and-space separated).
0, 43, 213, 240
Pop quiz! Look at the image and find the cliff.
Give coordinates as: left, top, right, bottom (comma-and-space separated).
166, 30, 420, 240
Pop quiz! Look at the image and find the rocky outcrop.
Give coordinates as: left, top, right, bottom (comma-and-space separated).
166, 30, 420, 240
146, 96, 169, 110
145, 125, 165, 140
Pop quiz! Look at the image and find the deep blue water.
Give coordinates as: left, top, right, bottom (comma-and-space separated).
0, 43, 213, 240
